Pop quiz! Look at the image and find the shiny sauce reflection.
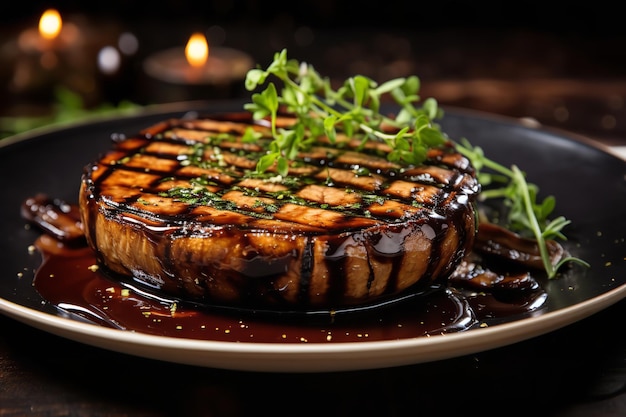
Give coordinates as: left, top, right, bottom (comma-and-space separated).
32, 231, 548, 344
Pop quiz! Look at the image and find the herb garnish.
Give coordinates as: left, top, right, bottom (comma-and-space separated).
243, 48, 588, 278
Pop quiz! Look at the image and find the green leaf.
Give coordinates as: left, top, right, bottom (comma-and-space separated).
324, 115, 338, 143
395, 108, 413, 125
241, 127, 261, 143
375, 78, 406, 95
402, 76, 420, 96
262, 83, 279, 114
277, 156, 289, 176
413, 114, 431, 131
422, 98, 439, 120
368, 91, 381, 114
420, 127, 447, 147
257, 152, 278, 173
245, 68, 267, 91
394, 131, 410, 151
351, 75, 371, 107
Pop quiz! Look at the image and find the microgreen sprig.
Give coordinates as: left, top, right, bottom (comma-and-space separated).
456, 139, 589, 278
244, 49, 447, 176
243, 48, 588, 278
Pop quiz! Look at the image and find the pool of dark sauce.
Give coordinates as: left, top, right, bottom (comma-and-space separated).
23, 195, 552, 344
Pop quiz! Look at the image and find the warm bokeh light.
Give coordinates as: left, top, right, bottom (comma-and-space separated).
185, 32, 209, 67
38, 9, 62, 40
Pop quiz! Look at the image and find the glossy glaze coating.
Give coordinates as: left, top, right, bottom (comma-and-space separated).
79, 113, 480, 309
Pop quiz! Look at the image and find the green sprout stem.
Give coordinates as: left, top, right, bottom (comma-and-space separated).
513, 165, 557, 278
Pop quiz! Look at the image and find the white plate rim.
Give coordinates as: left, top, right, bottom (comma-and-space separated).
2, 281, 625, 372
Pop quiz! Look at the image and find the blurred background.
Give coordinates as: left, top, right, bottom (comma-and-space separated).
0, 1, 624, 145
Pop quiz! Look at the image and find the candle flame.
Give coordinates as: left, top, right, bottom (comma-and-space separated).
39, 9, 62, 40
185, 32, 209, 67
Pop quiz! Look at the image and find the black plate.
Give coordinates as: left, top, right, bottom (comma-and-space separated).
0, 102, 625, 368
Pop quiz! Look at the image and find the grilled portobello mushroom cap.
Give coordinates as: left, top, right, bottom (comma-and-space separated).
79, 112, 479, 311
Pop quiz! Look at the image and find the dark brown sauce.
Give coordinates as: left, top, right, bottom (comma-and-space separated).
31, 232, 548, 344
23, 194, 552, 343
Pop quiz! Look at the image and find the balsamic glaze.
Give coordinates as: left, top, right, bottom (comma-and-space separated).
30, 230, 548, 344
